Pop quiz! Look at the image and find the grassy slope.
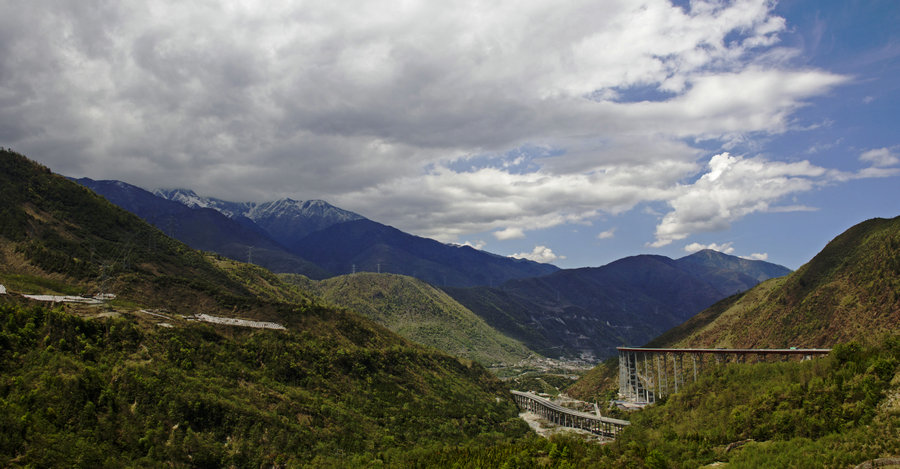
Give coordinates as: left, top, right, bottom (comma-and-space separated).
567, 215, 900, 402
607, 336, 900, 468
283, 272, 535, 366
660, 216, 900, 348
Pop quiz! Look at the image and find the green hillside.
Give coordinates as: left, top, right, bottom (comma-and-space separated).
0, 149, 528, 466
568, 216, 900, 401
0, 148, 319, 319
0, 302, 527, 467
655, 216, 900, 348
283, 272, 535, 366
440, 334, 900, 468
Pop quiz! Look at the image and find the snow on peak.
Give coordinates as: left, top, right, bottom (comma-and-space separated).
156, 189, 212, 210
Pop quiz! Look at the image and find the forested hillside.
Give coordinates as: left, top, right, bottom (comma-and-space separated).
435, 335, 900, 468
0, 148, 529, 466
446, 251, 791, 360
0, 303, 527, 467
285, 272, 535, 366
651, 216, 900, 349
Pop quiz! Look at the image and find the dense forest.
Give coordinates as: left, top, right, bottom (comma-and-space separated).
2, 300, 896, 467
0, 302, 529, 467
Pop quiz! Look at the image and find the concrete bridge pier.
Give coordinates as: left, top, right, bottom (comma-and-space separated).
616, 347, 831, 404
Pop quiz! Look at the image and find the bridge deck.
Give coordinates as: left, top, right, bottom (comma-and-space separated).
617, 347, 832, 355
511, 390, 629, 438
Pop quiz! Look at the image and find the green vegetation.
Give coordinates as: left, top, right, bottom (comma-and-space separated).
0, 302, 528, 467
656, 216, 900, 349
608, 336, 900, 468
421, 336, 900, 468
0, 148, 267, 314
507, 372, 582, 398
3, 149, 898, 467
565, 357, 619, 403
285, 272, 534, 366
0, 148, 531, 467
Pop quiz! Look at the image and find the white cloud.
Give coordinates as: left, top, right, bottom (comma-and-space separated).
511, 245, 566, 264
651, 152, 831, 247
0, 0, 882, 249
597, 228, 617, 240
684, 242, 735, 254
494, 227, 526, 241
457, 240, 487, 250
741, 253, 769, 261
860, 147, 899, 167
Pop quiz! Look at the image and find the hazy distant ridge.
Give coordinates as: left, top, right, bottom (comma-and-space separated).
445, 249, 791, 360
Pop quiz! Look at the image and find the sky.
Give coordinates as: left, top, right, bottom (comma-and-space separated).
1, 0, 898, 270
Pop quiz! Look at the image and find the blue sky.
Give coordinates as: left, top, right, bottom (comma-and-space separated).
1, 0, 898, 270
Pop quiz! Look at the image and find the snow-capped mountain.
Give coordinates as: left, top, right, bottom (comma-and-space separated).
153, 189, 252, 218
154, 190, 365, 247
104, 185, 560, 287
76, 179, 329, 278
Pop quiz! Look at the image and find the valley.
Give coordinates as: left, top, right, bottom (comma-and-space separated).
1, 148, 898, 467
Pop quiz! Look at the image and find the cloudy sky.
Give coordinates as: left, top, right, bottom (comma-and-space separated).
2, 0, 898, 269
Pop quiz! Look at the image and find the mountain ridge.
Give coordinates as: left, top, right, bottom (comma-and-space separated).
445, 250, 792, 360
153, 186, 562, 287
154, 188, 366, 246
283, 272, 536, 366
73, 178, 329, 279
649, 215, 900, 349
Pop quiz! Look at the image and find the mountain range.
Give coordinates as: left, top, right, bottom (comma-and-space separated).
444, 250, 792, 360
73, 178, 329, 278
74, 177, 793, 361
155, 189, 366, 247
4, 148, 898, 467
76, 181, 559, 287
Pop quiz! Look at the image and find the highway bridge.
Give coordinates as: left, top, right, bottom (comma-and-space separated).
617, 347, 832, 404
511, 390, 630, 437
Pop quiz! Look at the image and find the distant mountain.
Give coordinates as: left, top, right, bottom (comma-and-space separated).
445, 251, 792, 360
648, 216, 900, 349
155, 189, 365, 246
291, 218, 560, 287
2, 150, 319, 313
0, 149, 525, 466
675, 249, 792, 295
156, 189, 554, 287
73, 179, 329, 279
283, 272, 535, 366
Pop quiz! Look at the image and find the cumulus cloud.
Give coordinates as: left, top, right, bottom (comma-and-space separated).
742, 253, 769, 261
457, 240, 487, 250
0, 0, 880, 247
651, 152, 833, 247
597, 228, 617, 240
494, 227, 526, 241
684, 242, 735, 254
511, 246, 566, 264
860, 147, 899, 167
